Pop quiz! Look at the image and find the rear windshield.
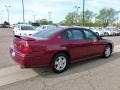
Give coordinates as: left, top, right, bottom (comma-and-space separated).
32, 28, 60, 38
21, 26, 35, 30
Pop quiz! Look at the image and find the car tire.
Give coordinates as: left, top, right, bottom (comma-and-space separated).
52, 53, 69, 73
103, 45, 112, 58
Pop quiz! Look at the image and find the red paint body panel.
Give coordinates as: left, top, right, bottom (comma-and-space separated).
10, 27, 114, 68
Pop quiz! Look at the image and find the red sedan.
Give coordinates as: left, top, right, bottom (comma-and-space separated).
10, 27, 114, 73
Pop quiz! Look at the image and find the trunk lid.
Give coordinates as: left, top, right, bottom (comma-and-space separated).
13, 35, 47, 54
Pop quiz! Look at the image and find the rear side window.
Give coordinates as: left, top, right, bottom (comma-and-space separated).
21, 26, 34, 30
61, 29, 84, 40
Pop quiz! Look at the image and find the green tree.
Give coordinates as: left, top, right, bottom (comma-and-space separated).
94, 20, 103, 27
40, 19, 48, 25
97, 8, 118, 27
48, 21, 53, 25
63, 10, 95, 26
4, 21, 9, 25
84, 10, 95, 26
36, 19, 40, 24
60, 8, 120, 27
64, 12, 76, 25
28, 21, 32, 24
78, 10, 95, 26
36, 19, 49, 25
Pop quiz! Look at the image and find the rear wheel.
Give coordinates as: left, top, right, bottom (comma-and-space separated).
52, 53, 69, 73
103, 45, 112, 58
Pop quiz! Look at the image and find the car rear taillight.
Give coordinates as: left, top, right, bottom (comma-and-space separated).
19, 42, 32, 53
13, 36, 34, 53
21, 45, 31, 53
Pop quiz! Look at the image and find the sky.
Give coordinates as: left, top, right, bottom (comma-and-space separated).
0, 0, 120, 24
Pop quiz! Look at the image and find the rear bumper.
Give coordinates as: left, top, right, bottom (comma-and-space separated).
10, 47, 50, 68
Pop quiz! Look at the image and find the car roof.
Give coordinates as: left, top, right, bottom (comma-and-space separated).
36, 26, 86, 31
58, 26, 89, 30
17, 24, 32, 27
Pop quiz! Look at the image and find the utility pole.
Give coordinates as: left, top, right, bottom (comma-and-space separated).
83, 0, 85, 26
22, 0, 25, 23
117, 11, 120, 28
48, 12, 52, 24
4, 5, 11, 23
33, 15, 36, 22
75, 6, 80, 25
117, 15, 119, 28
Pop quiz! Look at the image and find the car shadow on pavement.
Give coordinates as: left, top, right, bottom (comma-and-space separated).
32, 52, 120, 78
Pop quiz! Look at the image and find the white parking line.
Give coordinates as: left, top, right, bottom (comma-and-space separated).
0, 45, 119, 87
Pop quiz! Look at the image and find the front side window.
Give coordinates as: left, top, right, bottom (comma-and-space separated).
84, 30, 97, 40
61, 29, 84, 40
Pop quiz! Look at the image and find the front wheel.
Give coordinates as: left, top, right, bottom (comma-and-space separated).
52, 53, 69, 73
103, 45, 112, 58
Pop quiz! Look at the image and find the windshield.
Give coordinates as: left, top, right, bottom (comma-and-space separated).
32, 28, 60, 38
21, 26, 35, 30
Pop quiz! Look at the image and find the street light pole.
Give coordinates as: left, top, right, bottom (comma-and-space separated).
48, 12, 52, 24
83, 0, 85, 26
22, 0, 25, 23
4, 5, 11, 23
75, 6, 80, 25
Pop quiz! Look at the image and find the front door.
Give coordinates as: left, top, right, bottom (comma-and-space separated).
83, 29, 104, 57
61, 28, 88, 62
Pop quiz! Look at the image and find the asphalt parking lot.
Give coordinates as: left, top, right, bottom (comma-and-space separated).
0, 28, 120, 90
0, 28, 15, 68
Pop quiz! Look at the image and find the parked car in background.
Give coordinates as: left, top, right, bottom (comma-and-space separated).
0, 21, 10, 28
9, 24, 15, 29
111, 28, 120, 36
0, 24, 2, 28
10, 27, 113, 73
103, 28, 120, 36
31, 23, 40, 28
109, 28, 117, 36
117, 29, 120, 35
102, 28, 113, 36
91, 28, 104, 36
13, 24, 39, 36
36, 25, 58, 30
